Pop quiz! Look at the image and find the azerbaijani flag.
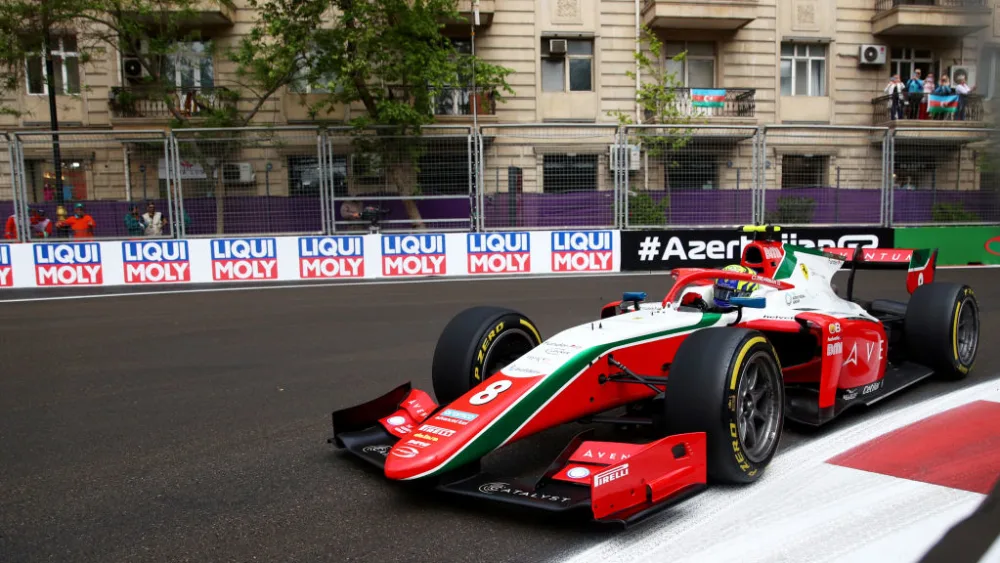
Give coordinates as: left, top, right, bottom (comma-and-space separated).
928, 93, 959, 115
692, 89, 726, 108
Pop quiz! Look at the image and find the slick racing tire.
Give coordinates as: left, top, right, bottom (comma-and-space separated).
663, 328, 784, 485
431, 306, 543, 406
904, 283, 980, 380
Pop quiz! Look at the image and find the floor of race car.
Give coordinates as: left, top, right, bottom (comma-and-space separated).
0, 270, 997, 563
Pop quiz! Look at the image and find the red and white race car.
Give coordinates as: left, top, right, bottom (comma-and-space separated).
331, 225, 980, 526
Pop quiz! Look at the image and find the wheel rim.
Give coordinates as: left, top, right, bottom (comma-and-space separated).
735, 351, 782, 464
479, 328, 536, 381
957, 298, 979, 365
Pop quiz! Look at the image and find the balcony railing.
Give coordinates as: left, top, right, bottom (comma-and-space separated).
875, 0, 988, 14
644, 88, 756, 122
109, 86, 237, 119
386, 86, 497, 117
871, 92, 984, 124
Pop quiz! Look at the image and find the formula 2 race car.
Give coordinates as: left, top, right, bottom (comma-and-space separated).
330, 225, 980, 526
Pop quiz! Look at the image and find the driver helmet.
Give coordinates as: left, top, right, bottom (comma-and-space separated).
714, 264, 760, 308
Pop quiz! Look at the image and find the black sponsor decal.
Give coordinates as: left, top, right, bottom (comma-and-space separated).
621, 227, 895, 271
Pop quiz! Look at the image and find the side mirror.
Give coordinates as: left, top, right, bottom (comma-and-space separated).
622, 291, 647, 302
730, 296, 767, 309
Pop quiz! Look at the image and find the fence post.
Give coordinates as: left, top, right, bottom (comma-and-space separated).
11, 135, 30, 242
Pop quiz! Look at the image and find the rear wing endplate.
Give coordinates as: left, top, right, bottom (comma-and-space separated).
825, 247, 939, 299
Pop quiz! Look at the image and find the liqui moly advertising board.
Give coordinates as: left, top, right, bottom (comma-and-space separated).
0, 245, 11, 287
122, 241, 191, 284
211, 238, 278, 281
298, 236, 365, 279
34, 242, 103, 286
467, 233, 530, 274
551, 231, 613, 272
382, 234, 446, 277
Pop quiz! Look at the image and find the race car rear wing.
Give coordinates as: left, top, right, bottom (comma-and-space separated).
824, 246, 939, 300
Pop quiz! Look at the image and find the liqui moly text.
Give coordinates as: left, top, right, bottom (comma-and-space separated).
382, 234, 446, 276
34, 243, 103, 286
0, 245, 11, 287
211, 238, 278, 281
299, 236, 365, 279
467, 233, 530, 274
552, 231, 613, 272
122, 241, 191, 283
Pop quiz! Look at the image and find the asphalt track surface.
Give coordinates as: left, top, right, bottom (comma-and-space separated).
1, 269, 997, 563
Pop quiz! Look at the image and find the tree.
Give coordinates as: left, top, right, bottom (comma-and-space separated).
255, 0, 516, 228
608, 25, 696, 227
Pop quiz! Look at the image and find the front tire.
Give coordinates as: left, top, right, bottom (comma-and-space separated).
431, 306, 543, 405
904, 283, 979, 380
663, 328, 784, 484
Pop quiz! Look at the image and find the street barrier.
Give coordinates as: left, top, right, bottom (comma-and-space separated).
0, 229, 621, 288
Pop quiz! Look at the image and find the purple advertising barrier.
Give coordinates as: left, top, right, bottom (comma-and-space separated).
3, 186, 995, 238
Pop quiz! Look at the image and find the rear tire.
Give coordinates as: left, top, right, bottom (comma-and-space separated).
663, 328, 784, 484
904, 283, 979, 380
431, 306, 543, 405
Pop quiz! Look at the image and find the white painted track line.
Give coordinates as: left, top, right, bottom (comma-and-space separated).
559, 377, 1000, 563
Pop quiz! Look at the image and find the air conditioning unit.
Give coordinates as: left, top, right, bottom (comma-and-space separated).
549, 39, 567, 55
949, 65, 976, 87
221, 162, 255, 184
859, 44, 887, 65
610, 144, 641, 171
122, 57, 145, 82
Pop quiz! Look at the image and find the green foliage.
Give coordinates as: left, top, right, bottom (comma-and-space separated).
764, 196, 816, 224
627, 190, 669, 226
932, 202, 980, 223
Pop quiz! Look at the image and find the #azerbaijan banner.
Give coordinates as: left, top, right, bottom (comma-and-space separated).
692, 89, 725, 108
928, 94, 958, 115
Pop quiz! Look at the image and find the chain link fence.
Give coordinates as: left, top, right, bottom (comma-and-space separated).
1, 133, 17, 240
9, 130, 175, 240
326, 125, 473, 233
890, 128, 999, 226
477, 125, 618, 231
621, 125, 757, 229
759, 126, 889, 227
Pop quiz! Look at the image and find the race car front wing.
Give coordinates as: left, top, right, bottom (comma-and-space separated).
330, 383, 708, 526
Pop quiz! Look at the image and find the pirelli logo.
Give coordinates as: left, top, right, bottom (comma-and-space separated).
593, 463, 629, 488
417, 424, 456, 437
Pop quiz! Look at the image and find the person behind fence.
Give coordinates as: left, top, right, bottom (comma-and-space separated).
57, 203, 96, 239
933, 75, 955, 120
142, 201, 168, 236
919, 73, 935, 119
54, 206, 71, 239
905, 68, 924, 118
4, 208, 18, 240
125, 205, 145, 236
884, 74, 906, 120
30, 209, 52, 239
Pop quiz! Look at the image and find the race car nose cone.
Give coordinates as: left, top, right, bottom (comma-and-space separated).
383, 442, 451, 480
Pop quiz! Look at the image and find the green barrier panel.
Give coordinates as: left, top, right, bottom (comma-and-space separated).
895, 226, 1000, 266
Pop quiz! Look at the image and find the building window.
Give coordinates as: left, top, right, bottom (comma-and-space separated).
663, 41, 716, 88
26, 35, 81, 95
891, 47, 935, 84
543, 154, 598, 192
981, 46, 998, 100
163, 41, 214, 89
541, 39, 593, 92
780, 43, 826, 97
781, 155, 827, 188
288, 155, 346, 197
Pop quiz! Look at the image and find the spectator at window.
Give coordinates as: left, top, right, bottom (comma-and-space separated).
884, 74, 906, 120
57, 203, 95, 239
142, 202, 168, 236
955, 75, 975, 120
933, 75, 955, 120
906, 69, 924, 119
125, 205, 145, 236
919, 73, 935, 120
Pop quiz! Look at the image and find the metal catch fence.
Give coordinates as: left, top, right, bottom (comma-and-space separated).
2, 124, 999, 241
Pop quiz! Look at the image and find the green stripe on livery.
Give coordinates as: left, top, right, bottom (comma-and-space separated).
774, 244, 843, 280
909, 248, 932, 271
430, 312, 724, 476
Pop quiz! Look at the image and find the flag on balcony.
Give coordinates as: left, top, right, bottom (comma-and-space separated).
928, 94, 959, 115
692, 89, 726, 108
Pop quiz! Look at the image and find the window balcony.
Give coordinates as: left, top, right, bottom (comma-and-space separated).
872, 0, 990, 37
109, 86, 237, 120
871, 92, 986, 126
643, 88, 756, 122
641, 0, 757, 31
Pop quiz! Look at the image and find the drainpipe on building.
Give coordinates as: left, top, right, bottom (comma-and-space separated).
635, 0, 641, 123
